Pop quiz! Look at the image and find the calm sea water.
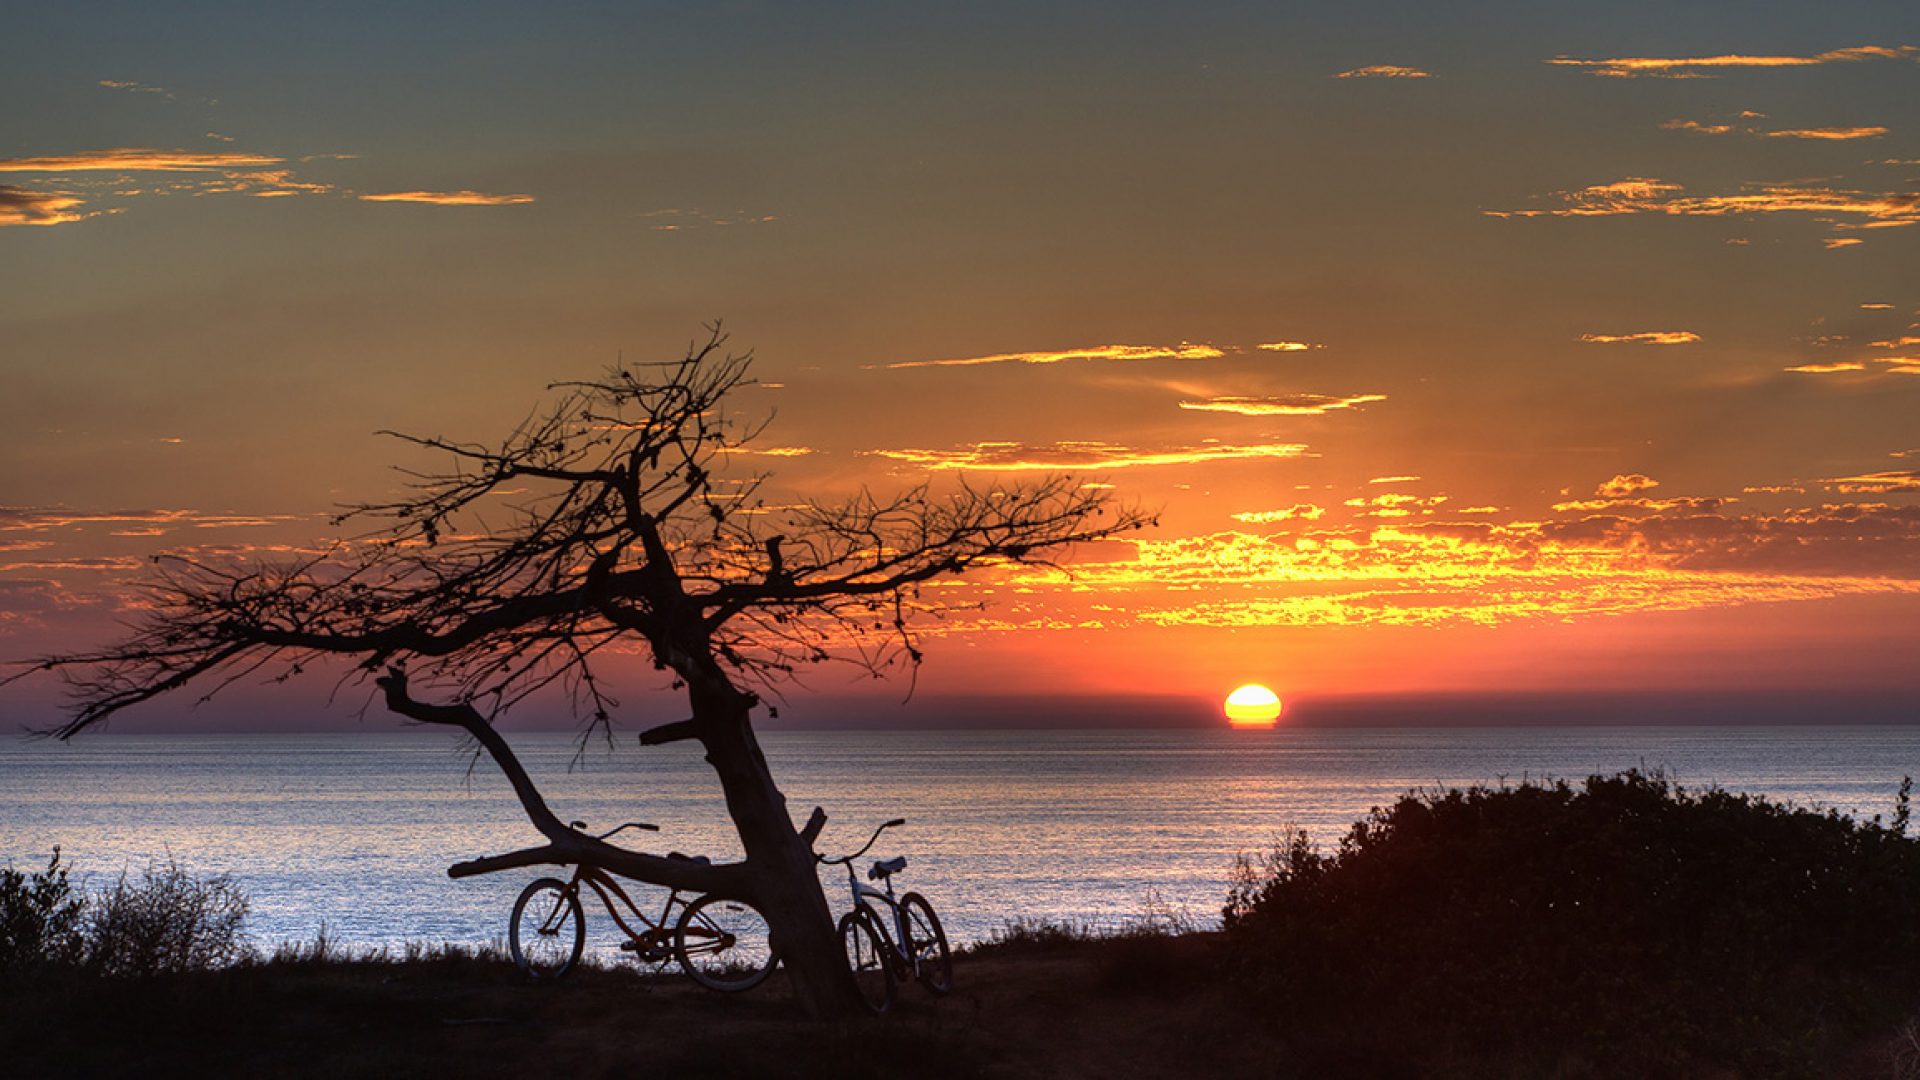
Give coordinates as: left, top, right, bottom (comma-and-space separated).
4, 727, 1917, 959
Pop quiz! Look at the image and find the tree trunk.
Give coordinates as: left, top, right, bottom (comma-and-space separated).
692, 681, 862, 1019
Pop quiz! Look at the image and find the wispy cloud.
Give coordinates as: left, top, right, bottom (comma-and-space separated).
1786, 361, 1868, 373
885, 343, 1225, 370
1369, 475, 1421, 485
98, 79, 173, 97
358, 190, 534, 206
1597, 474, 1659, 498
1232, 504, 1324, 524
1580, 331, 1702, 345
1255, 342, 1320, 352
0, 149, 284, 173
1821, 471, 1920, 493
640, 207, 777, 230
1178, 393, 1386, 416
1346, 492, 1449, 518
0, 185, 98, 228
1549, 45, 1919, 79
866, 440, 1308, 471
0, 507, 306, 533
1492, 178, 1920, 234
1663, 117, 1888, 140
1334, 65, 1433, 79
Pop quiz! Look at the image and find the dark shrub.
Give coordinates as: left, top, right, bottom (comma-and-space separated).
0, 848, 86, 976
85, 861, 250, 977
1224, 771, 1920, 1075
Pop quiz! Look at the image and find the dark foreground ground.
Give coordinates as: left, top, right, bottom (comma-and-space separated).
1, 934, 1289, 1079
7, 933, 1918, 1079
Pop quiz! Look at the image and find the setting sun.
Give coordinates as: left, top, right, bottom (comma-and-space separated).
1225, 684, 1283, 728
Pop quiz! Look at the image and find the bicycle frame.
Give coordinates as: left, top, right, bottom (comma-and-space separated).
561, 862, 685, 956
833, 860, 919, 973
820, 818, 930, 978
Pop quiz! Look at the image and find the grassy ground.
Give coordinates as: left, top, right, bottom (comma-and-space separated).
0, 933, 1288, 1079
9, 932, 1920, 1078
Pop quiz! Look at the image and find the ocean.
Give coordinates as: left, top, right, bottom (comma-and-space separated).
5, 727, 1917, 960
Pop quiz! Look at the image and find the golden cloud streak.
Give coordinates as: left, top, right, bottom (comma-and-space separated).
358, 190, 535, 206
1663, 118, 1888, 140
1786, 361, 1868, 373
1178, 393, 1386, 416
1494, 178, 1920, 230
1580, 331, 1702, 345
1823, 471, 1920, 493
1232, 504, 1325, 523
1334, 65, 1433, 79
866, 440, 1309, 471
885, 343, 1226, 369
1255, 342, 1318, 352
0, 149, 284, 172
996, 503, 1920, 629
1549, 45, 1919, 79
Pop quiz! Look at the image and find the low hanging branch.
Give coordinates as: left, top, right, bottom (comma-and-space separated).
4, 325, 1153, 1017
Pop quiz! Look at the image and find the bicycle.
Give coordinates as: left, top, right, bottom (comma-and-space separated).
508, 819, 777, 992
816, 817, 953, 1014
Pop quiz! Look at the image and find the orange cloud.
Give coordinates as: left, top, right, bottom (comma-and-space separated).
1786, 361, 1867, 373
1368, 475, 1420, 484
1662, 118, 1888, 140
1597, 474, 1659, 497
1232, 504, 1324, 524
1178, 393, 1386, 416
866, 440, 1308, 471
1255, 342, 1319, 352
885, 343, 1226, 370
1334, 65, 1433, 79
0, 186, 97, 227
357, 190, 535, 206
1346, 492, 1449, 518
1552, 496, 1727, 513
1580, 331, 1701, 345
1821, 471, 1920, 493
1493, 178, 1920, 232
1549, 45, 1920, 79
1001, 499, 1920, 630
0, 149, 284, 172
1873, 336, 1920, 348
0, 507, 306, 533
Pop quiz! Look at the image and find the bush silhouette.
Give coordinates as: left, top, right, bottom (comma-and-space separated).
0, 849, 85, 977
83, 861, 250, 978
1224, 771, 1920, 1074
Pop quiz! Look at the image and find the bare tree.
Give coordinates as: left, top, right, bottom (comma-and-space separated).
8, 328, 1149, 1016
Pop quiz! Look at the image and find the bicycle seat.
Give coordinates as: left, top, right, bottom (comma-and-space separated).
667, 851, 712, 866
868, 856, 907, 881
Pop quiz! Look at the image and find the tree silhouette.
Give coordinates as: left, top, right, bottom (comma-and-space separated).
9, 328, 1149, 1016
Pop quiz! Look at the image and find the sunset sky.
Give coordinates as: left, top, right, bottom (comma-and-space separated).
4, 3, 1918, 727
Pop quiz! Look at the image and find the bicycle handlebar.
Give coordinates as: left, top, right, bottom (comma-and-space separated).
816, 817, 906, 865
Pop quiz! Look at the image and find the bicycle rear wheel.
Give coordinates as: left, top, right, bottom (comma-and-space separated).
900, 892, 953, 994
509, 877, 584, 980
675, 894, 778, 992
839, 907, 897, 1015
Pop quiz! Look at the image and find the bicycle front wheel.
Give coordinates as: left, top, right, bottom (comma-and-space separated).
839, 906, 897, 1015
509, 877, 584, 980
675, 894, 778, 992
900, 892, 953, 995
